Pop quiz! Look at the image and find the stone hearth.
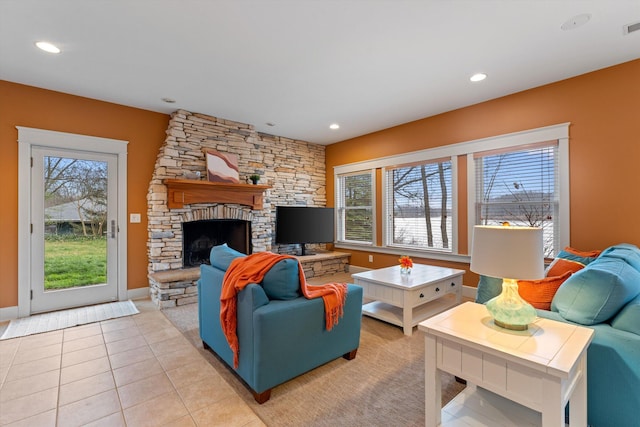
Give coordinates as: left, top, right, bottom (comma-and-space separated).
146, 110, 328, 307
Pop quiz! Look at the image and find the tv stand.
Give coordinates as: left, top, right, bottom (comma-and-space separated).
299, 244, 315, 256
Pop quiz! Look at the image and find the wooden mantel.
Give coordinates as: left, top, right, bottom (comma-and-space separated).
164, 179, 270, 209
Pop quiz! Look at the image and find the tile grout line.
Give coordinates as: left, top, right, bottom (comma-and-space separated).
101, 315, 129, 426
137, 311, 197, 426
0, 333, 60, 425
54, 328, 63, 427
0, 336, 20, 390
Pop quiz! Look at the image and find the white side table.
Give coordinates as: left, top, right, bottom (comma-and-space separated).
419, 302, 594, 427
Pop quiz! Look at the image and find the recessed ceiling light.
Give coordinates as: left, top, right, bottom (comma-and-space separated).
470, 73, 487, 82
329, 123, 340, 130
35, 41, 61, 54
266, 122, 276, 127
561, 13, 591, 31
161, 97, 176, 104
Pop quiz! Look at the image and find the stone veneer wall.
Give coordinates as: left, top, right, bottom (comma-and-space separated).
146, 109, 327, 307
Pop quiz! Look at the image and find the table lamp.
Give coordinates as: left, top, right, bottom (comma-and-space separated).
470, 224, 544, 330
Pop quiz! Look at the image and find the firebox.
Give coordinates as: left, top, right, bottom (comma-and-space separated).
182, 219, 251, 267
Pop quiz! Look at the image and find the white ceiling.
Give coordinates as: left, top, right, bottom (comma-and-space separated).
1, 1, 639, 145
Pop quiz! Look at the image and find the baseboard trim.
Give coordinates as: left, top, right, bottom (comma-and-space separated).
0, 305, 19, 322
128, 287, 150, 301
462, 285, 477, 301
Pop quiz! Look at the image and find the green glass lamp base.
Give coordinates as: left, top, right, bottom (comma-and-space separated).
486, 278, 537, 331
492, 319, 529, 331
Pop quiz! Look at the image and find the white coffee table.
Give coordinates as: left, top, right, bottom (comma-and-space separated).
419, 302, 594, 427
351, 264, 465, 336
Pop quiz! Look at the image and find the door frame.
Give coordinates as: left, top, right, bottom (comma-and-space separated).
17, 127, 128, 318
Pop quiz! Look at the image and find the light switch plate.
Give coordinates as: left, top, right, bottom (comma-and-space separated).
130, 213, 141, 223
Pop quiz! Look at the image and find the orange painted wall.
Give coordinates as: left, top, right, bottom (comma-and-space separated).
326, 59, 640, 277
0, 81, 169, 309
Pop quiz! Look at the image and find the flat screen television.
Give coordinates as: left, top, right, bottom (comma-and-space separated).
275, 206, 335, 256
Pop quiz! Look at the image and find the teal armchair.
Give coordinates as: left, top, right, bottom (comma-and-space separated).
197, 245, 363, 403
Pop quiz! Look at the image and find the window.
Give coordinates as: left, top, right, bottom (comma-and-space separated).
334, 123, 569, 260
336, 171, 374, 244
385, 158, 453, 251
474, 141, 559, 258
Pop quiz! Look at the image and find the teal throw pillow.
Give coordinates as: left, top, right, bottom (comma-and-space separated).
475, 275, 503, 304
551, 257, 640, 325
611, 293, 640, 336
209, 243, 246, 271
262, 258, 301, 300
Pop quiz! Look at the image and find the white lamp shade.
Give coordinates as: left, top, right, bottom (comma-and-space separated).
470, 225, 544, 280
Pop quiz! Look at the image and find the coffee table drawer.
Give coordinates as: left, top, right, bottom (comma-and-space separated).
411, 276, 462, 306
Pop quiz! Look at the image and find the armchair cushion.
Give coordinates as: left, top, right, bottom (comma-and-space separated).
210, 243, 245, 270
262, 258, 301, 300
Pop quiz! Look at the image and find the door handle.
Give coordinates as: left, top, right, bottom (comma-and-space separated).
111, 220, 116, 238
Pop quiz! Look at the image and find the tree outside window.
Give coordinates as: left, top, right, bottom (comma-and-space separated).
475, 143, 558, 258
44, 157, 108, 237
386, 159, 452, 251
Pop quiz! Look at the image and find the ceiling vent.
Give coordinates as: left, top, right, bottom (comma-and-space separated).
623, 22, 640, 35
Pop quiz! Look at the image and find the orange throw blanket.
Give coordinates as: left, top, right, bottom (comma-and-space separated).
220, 252, 348, 368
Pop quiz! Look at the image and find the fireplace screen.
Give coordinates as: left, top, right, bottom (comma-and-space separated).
182, 219, 251, 267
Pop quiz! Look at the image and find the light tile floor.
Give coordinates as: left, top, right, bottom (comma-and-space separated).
0, 300, 265, 427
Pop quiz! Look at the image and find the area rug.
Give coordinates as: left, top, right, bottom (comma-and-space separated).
162, 302, 465, 427
0, 300, 139, 340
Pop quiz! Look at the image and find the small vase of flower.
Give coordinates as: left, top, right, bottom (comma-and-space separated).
249, 174, 260, 185
399, 255, 413, 275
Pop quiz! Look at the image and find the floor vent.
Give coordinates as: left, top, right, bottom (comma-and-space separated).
624, 22, 640, 35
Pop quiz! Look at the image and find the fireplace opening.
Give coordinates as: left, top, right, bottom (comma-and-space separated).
183, 219, 251, 267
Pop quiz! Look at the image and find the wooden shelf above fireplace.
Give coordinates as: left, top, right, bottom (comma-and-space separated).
164, 179, 270, 210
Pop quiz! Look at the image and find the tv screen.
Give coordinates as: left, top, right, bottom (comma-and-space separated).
275, 206, 334, 255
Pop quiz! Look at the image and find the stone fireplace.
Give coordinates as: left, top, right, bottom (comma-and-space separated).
146, 109, 328, 308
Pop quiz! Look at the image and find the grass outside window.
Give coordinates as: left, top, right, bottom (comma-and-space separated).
44, 236, 107, 290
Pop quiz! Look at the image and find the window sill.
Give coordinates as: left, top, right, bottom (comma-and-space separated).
334, 242, 471, 264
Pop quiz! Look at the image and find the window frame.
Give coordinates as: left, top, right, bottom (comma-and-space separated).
333, 123, 570, 261
382, 156, 457, 254
467, 125, 570, 257
334, 169, 376, 246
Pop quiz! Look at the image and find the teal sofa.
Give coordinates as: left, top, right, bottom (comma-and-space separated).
197, 244, 363, 403
477, 243, 640, 427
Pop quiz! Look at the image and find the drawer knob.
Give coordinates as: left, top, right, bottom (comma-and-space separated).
451, 282, 456, 287
419, 293, 424, 298
435, 287, 440, 292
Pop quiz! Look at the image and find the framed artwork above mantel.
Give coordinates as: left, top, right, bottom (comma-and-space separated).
204, 149, 240, 183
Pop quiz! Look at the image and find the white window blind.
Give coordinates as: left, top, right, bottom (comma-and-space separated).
336, 171, 374, 244
385, 158, 453, 251
474, 140, 559, 258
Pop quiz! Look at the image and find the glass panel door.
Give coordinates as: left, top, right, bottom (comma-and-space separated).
31, 147, 118, 313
